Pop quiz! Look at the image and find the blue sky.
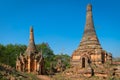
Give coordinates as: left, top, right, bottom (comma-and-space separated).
0, 0, 120, 57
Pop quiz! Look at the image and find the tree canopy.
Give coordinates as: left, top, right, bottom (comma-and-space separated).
0, 44, 26, 67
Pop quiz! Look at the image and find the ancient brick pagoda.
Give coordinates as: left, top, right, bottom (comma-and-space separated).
16, 27, 44, 74
71, 4, 112, 67
64, 4, 114, 77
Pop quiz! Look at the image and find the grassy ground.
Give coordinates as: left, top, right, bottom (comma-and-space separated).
51, 72, 120, 80
0, 63, 39, 80
1, 62, 120, 80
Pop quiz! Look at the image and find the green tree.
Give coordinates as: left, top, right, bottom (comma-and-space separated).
54, 53, 70, 69
0, 44, 27, 67
0, 44, 6, 63
5, 44, 26, 67
36, 43, 55, 71
113, 57, 120, 62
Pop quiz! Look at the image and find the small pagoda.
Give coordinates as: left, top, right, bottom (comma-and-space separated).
16, 27, 44, 74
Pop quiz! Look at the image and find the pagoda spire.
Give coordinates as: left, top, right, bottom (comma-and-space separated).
30, 26, 34, 43
78, 4, 101, 50
84, 4, 95, 37
25, 26, 37, 54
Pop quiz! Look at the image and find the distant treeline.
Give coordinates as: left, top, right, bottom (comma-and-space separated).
0, 43, 70, 70
113, 57, 120, 62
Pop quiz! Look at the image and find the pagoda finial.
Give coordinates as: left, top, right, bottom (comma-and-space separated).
87, 4, 92, 11
30, 26, 34, 42
30, 26, 33, 32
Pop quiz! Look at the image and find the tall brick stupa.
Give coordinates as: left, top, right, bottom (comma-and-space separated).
67, 4, 113, 77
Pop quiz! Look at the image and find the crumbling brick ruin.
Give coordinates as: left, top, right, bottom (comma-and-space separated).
63, 4, 120, 79
16, 27, 44, 75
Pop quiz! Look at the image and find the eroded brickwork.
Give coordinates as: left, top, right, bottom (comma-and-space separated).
16, 27, 44, 75
64, 4, 118, 78
71, 4, 112, 68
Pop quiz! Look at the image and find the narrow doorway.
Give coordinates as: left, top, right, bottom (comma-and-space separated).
82, 58, 85, 68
